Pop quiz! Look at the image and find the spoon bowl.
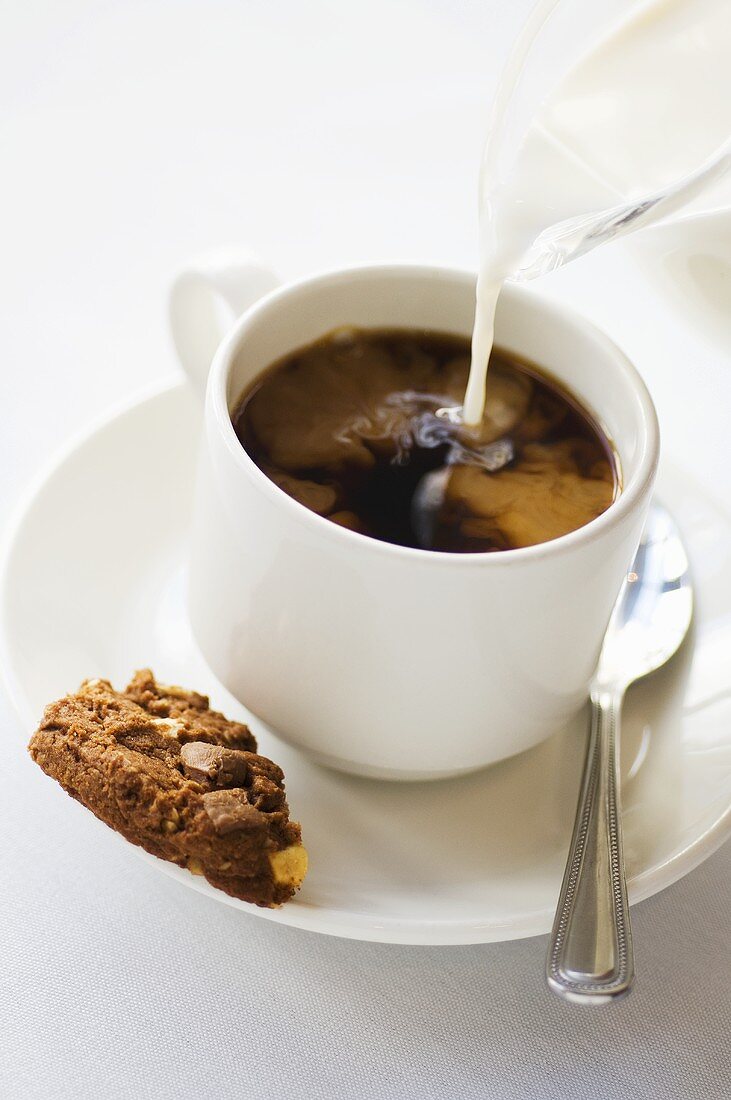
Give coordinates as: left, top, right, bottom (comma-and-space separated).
597, 506, 693, 691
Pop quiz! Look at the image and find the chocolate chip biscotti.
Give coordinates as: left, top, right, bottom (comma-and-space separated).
28, 670, 307, 907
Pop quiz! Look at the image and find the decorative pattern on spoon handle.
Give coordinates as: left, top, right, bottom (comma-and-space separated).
546, 687, 634, 1003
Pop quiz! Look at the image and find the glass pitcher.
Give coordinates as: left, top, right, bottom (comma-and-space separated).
481, 0, 731, 282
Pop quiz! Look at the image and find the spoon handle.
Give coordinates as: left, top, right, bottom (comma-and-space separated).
546, 687, 634, 1003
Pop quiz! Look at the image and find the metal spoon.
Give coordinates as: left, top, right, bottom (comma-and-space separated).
546, 503, 692, 1004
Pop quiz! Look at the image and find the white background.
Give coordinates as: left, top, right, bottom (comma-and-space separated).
1, 2, 730, 1097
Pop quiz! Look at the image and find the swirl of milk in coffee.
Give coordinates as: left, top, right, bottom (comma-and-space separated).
234, 328, 617, 552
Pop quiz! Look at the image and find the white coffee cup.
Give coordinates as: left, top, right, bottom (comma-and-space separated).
171, 253, 659, 781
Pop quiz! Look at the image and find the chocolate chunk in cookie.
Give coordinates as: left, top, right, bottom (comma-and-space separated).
202, 790, 268, 836
28, 673, 307, 907
180, 742, 252, 786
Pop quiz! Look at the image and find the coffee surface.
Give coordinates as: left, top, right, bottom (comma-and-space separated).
232, 328, 617, 553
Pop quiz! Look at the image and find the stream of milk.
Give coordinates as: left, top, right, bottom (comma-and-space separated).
463, 0, 731, 426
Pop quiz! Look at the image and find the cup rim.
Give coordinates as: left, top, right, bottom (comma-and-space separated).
207, 262, 660, 567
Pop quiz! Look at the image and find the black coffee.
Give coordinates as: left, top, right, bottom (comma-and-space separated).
232, 328, 618, 553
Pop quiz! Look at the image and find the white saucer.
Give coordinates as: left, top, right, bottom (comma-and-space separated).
2, 378, 731, 944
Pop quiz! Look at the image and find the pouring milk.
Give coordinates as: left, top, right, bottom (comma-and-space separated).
463, 0, 731, 426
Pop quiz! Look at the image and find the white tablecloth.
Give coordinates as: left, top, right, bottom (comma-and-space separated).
2, 3, 730, 1097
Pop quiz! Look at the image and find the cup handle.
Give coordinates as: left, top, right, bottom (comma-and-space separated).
169, 246, 281, 394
